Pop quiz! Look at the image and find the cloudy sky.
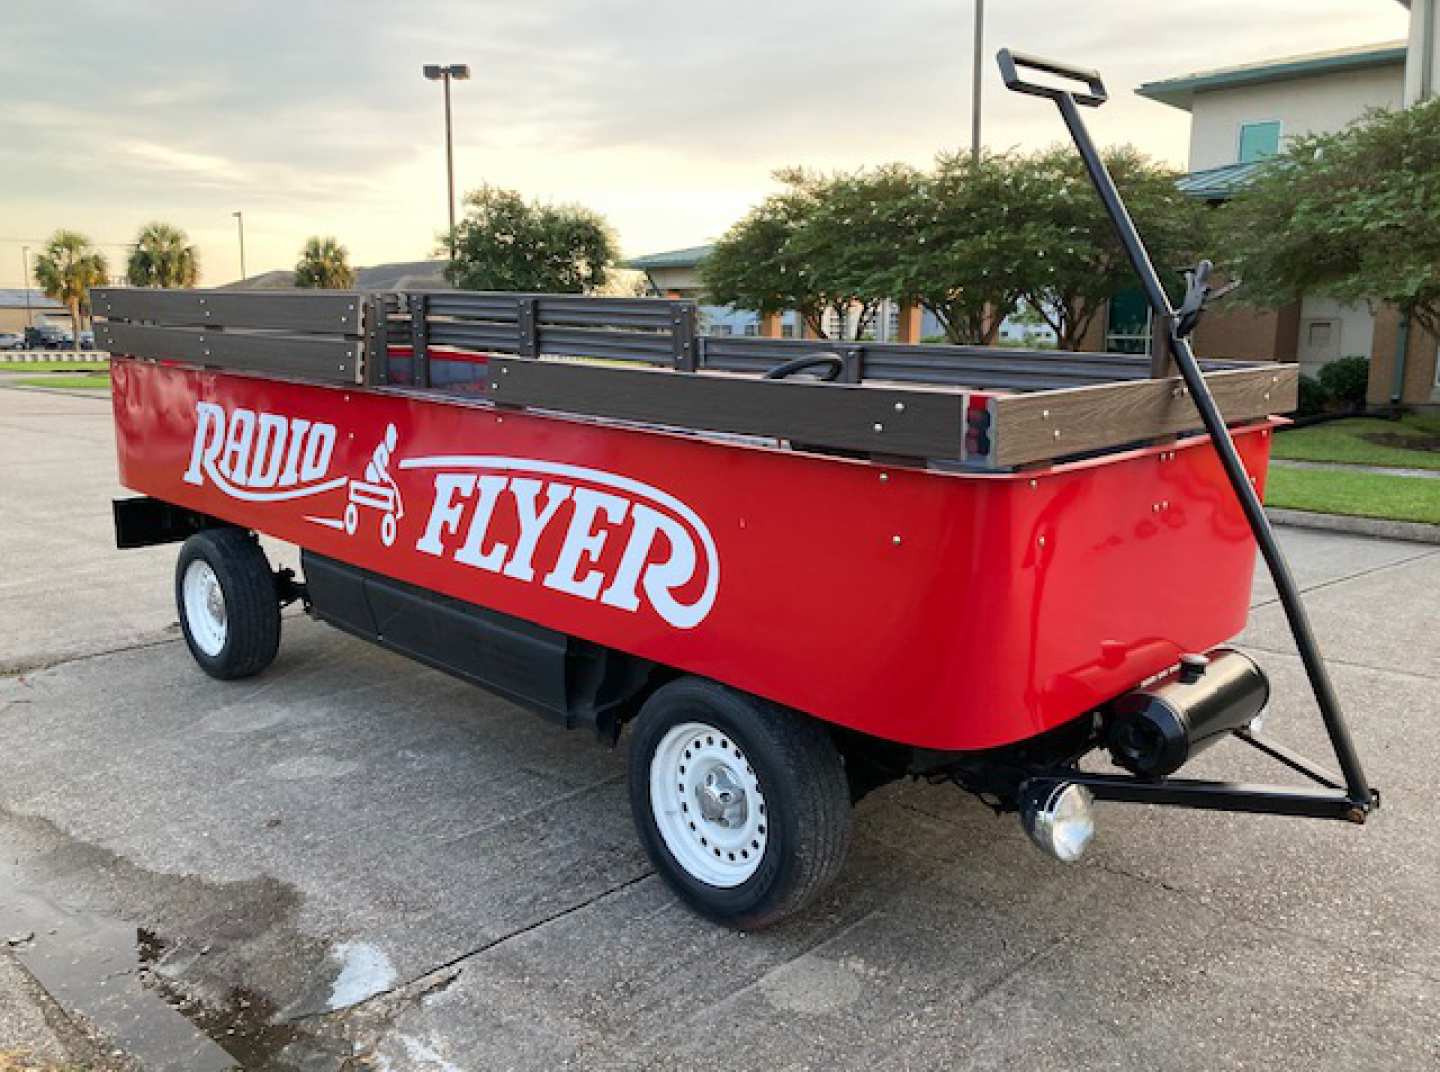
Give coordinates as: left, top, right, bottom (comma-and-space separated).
3, 0, 1406, 287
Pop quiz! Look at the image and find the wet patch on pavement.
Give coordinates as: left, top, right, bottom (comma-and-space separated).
0, 807, 356, 1070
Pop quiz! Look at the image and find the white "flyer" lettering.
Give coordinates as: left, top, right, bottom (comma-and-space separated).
402, 456, 719, 630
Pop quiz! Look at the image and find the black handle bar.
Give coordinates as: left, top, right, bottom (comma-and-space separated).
995, 49, 1107, 107
995, 44, 1375, 815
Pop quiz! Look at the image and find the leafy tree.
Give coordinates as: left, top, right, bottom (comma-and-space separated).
877, 151, 1049, 345
1016, 146, 1205, 350
445, 185, 616, 293
33, 230, 108, 351
703, 180, 821, 333
705, 168, 893, 340
1219, 98, 1440, 339
294, 236, 356, 289
780, 165, 917, 339
126, 222, 200, 288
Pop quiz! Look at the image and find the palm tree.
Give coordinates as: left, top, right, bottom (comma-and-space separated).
294, 237, 356, 289
127, 222, 200, 288
33, 231, 109, 352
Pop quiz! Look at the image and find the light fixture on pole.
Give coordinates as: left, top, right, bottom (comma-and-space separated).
423, 63, 471, 258
232, 211, 247, 284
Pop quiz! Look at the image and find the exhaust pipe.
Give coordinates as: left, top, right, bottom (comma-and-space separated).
1105, 648, 1269, 779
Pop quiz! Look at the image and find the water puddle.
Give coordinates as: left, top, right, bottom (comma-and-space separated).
1, 886, 239, 1070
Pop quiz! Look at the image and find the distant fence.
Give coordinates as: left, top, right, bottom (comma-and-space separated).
0, 352, 110, 362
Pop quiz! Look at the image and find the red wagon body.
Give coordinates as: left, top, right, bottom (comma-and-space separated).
90, 48, 1376, 929
111, 357, 1273, 752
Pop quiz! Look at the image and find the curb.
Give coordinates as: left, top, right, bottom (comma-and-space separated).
0, 946, 122, 1069
1267, 507, 1440, 546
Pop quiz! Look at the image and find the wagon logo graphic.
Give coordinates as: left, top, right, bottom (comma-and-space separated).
401, 456, 720, 630
182, 403, 404, 545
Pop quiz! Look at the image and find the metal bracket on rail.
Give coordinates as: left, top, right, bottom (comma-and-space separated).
1173, 260, 1242, 340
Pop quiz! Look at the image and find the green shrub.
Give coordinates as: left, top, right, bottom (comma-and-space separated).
1317, 355, 1370, 410
1296, 375, 1330, 417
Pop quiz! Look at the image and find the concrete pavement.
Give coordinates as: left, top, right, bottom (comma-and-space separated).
1, 386, 1437, 1071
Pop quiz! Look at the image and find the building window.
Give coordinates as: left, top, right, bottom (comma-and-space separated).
743, 322, 758, 336
1238, 120, 1281, 163
782, 324, 796, 338
1105, 287, 1152, 355
711, 324, 733, 337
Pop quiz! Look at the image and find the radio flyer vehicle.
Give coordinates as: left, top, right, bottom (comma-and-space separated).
98, 52, 1376, 928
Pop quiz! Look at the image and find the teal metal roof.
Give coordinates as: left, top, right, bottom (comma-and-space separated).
1137, 40, 1405, 111
624, 244, 714, 270
1175, 160, 1268, 201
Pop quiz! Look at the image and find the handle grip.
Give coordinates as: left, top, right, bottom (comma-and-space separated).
996, 48, 1107, 107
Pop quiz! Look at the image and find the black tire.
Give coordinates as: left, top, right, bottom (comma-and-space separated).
175, 528, 281, 680
628, 677, 851, 929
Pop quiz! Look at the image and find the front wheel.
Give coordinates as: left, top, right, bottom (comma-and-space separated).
628, 678, 852, 929
175, 528, 281, 680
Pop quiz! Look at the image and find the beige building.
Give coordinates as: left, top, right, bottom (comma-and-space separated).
0, 289, 66, 335
1132, 41, 1405, 381
1131, 0, 1440, 406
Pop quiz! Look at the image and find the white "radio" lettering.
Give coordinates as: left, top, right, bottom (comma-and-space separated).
183, 402, 341, 501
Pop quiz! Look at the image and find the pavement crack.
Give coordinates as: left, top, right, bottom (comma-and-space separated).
1, 633, 181, 679
427, 773, 628, 846
1250, 545, 1440, 610
398, 869, 655, 980
1236, 641, 1437, 683
1083, 856, 1440, 990
290, 869, 655, 1025
963, 935, 1068, 1007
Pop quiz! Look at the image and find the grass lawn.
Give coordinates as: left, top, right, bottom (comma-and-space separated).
11, 374, 110, 390
1266, 466, 1440, 525
0, 359, 108, 372
1273, 413, 1440, 471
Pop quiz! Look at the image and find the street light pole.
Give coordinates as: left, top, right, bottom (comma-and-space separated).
232, 211, 246, 284
423, 63, 471, 259
971, 0, 984, 162
21, 246, 32, 330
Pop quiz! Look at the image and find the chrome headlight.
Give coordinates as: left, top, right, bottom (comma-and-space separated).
1020, 782, 1096, 863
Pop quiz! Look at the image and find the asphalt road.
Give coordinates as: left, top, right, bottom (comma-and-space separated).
1, 385, 1438, 1071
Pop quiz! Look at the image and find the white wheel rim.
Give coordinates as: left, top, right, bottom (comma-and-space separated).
649, 721, 768, 888
182, 559, 228, 657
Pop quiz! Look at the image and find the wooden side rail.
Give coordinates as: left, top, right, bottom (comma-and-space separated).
486, 356, 1297, 468
92, 288, 370, 386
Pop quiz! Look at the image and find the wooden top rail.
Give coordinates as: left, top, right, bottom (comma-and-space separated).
485, 356, 1297, 469
91, 285, 1297, 467
92, 288, 365, 335
92, 287, 373, 386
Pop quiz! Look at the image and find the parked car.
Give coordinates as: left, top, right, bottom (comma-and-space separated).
0, 332, 24, 350
78, 330, 96, 350
25, 325, 68, 349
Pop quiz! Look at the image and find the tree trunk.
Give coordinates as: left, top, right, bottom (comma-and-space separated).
69, 300, 82, 354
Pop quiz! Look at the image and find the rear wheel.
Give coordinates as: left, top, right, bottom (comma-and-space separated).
175, 528, 281, 680
628, 678, 851, 929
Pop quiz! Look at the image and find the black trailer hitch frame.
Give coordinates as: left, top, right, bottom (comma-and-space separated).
996, 48, 1378, 823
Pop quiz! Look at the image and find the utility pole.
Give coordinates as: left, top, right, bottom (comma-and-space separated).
423, 64, 471, 258
21, 246, 32, 330
232, 211, 247, 284
971, 0, 984, 162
